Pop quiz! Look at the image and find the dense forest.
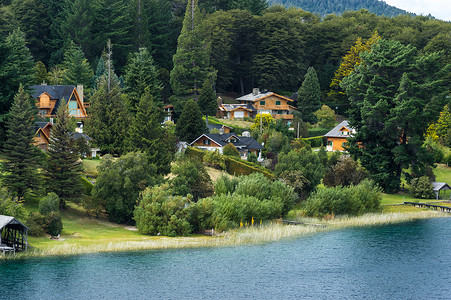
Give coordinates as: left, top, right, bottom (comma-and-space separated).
267, 0, 413, 18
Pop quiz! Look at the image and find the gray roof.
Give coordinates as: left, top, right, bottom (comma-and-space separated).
236, 91, 274, 102
221, 103, 256, 112
191, 133, 264, 150
324, 120, 353, 138
30, 85, 77, 115
0, 215, 30, 230
432, 182, 451, 192
70, 132, 92, 141
34, 121, 51, 132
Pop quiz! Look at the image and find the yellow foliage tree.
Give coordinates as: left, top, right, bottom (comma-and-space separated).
426, 105, 451, 144
251, 113, 274, 131
328, 32, 381, 106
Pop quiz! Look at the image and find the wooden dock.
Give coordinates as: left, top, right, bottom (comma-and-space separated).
404, 202, 451, 213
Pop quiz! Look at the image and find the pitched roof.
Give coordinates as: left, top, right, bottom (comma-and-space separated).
221, 103, 256, 112
236, 91, 274, 102
30, 85, 77, 115
0, 215, 30, 230
324, 120, 354, 138
70, 132, 92, 141
432, 182, 451, 192
191, 133, 264, 150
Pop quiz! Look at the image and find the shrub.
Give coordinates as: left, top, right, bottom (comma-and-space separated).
223, 143, 240, 157
0, 191, 27, 220
80, 176, 94, 195
225, 156, 273, 178
247, 153, 258, 164
214, 175, 240, 195
203, 150, 226, 169
303, 179, 382, 217
26, 212, 47, 236
410, 176, 435, 199
323, 156, 367, 187
46, 212, 63, 236
302, 136, 324, 147
134, 184, 192, 236
39, 193, 60, 215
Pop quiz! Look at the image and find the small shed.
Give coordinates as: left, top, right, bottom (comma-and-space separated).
0, 215, 29, 253
432, 182, 451, 200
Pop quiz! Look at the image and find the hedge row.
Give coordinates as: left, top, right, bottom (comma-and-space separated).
308, 127, 330, 137
303, 136, 325, 147
185, 147, 273, 179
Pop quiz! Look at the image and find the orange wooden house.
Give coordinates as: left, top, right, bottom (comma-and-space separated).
31, 84, 88, 119
236, 88, 298, 122
33, 122, 52, 151
324, 120, 354, 151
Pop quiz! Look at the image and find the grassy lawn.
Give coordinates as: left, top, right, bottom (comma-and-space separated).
81, 159, 102, 178
434, 164, 451, 182
219, 118, 253, 129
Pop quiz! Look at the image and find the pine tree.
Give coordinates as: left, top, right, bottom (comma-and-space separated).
197, 79, 217, 116
87, 77, 130, 155
0, 29, 34, 144
124, 47, 161, 111
44, 99, 82, 208
175, 99, 207, 142
170, 0, 215, 99
62, 40, 94, 90
127, 88, 173, 175
297, 67, 322, 123
33, 61, 50, 85
2, 85, 41, 200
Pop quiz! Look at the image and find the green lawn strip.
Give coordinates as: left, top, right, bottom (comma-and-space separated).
434, 164, 451, 183
81, 159, 101, 178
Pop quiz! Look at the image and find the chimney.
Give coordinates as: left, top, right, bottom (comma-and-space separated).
76, 122, 83, 133
253, 88, 260, 96
77, 84, 84, 106
219, 127, 224, 135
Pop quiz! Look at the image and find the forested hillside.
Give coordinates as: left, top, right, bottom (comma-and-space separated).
267, 0, 413, 17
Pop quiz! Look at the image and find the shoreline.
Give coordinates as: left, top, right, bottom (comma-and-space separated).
3, 211, 448, 260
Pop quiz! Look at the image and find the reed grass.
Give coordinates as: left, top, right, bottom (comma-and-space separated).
3, 211, 448, 259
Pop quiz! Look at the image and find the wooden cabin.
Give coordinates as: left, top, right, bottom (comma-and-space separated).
0, 215, 29, 254
31, 84, 88, 119
324, 120, 354, 151
236, 88, 298, 123
33, 121, 52, 151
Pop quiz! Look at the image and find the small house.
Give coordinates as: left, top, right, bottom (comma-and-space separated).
33, 121, 53, 151
0, 215, 29, 253
219, 103, 256, 119
190, 132, 264, 160
324, 120, 354, 151
236, 88, 298, 123
31, 84, 88, 119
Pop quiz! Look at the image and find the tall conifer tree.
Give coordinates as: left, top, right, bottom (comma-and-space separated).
175, 99, 207, 142
197, 78, 217, 116
44, 99, 82, 208
170, 0, 215, 99
2, 85, 40, 200
62, 40, 94, 90
297, 67, 321, 123
127, 88, 173, 175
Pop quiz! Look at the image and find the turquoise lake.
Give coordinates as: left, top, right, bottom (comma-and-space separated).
1, 217, 450, 299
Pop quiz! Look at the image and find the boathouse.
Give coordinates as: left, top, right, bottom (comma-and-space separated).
0, 215, 29, 254
432, 182, 451, 200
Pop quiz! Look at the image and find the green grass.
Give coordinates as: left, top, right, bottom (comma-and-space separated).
434, 164, 451, 183
81, 159, 101, 178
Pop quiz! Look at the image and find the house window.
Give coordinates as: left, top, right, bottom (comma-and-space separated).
69, 101, 78, 116
327, 141, 333, 146
275, 100, 281, 105
39, 110, 47, 117
278, 110, 283, 114
230, 138, 236, 143
203, 139, 211, 146
260, 100, 265, 106
36, 131, 41, 137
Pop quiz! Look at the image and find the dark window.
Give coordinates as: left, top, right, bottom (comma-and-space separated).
260, 100, 265, 106
275, 100, 281, 105
203, 139, 211, 145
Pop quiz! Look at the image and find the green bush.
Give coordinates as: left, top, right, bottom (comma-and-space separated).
203, 150, 226, 169
303, 136, 324, 147
46, 212, 63, 236
134, 184, 192, 236
308, 127, 329, 137
303, 179, 382, 217
0, 191, 27, 220
247, 153, 258, 164
223, 143, 240, 157
225, 156, 274, 178
39, 193, 60, 215
410, 176, 435, 199
80, 176, 94, 195
26, 212, 47, 236
185, 147, 205, 161
214, 175, 240, 195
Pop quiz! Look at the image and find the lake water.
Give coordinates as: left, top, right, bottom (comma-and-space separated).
1, 218, 450, 299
